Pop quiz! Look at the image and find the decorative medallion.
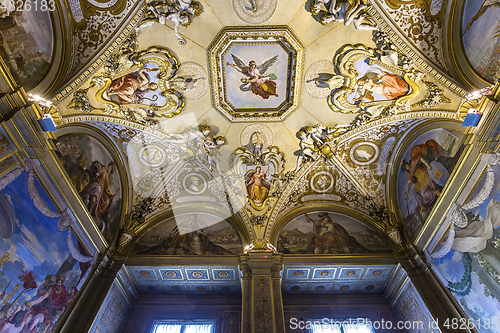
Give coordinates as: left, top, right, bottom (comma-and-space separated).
350, 142, 379, 165
147, 286, 157, 291
208, 26, 304, 122
232, 0, 277, 24
319, 271, 330, 277
139, 144, 167, 167
218, 271, 229, 278
372, 270, 383, 276
171, 286, 181, 291
290, 286, 300, 292
346, 270, 356, 276
174, 62, 209, 100
310, 171, 335, 193
196, 286, 207, 292
240, 124, 274, 150
304, 60, 339, 99
139, 271, 151, 277
221, 286, 232, 292
364, 285, 375, 291
293, 271, 304, 277
182, 173, 207, 195
165, 271, 177, 278
339, 285, 350, 291
192, 271, 204, 278
315, 286, 326, 292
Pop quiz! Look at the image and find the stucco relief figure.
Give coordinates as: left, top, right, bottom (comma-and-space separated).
354, 70, 409, 102
305, 213, 368, 254
106, 68, 159, 105
139, 0, 200, 44
227, 54, 279, 99
167, 124, 212, 160
204, 136, 226, 173
312, 0, 377, 30
295, 130, 318, 172
245, 165, 271, 205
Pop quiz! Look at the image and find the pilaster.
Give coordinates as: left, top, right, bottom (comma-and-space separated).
240, 251, 284, 333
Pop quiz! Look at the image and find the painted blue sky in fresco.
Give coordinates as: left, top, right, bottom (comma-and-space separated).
0, 171, 83, 304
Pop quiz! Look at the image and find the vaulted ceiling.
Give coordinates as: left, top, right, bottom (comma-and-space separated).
16, 0, 493, 264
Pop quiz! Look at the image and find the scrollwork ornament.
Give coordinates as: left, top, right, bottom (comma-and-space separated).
328, 44, 421, 115
230, 145, 285, 211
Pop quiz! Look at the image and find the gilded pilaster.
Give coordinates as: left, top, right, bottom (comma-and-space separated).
240, 251, 284, 333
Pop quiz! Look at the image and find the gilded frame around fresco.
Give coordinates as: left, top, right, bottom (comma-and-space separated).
329, 44, 420, 113
207, 25, 305, 122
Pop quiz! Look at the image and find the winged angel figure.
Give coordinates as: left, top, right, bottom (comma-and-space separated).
227, 54, 279, 99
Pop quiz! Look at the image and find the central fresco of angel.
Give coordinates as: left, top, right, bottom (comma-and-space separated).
224, 44, 288, 109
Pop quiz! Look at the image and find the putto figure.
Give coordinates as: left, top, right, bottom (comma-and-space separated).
227, 54, 279, 99
311, 0, 377, 30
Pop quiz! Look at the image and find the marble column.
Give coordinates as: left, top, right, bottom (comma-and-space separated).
240, 252, 285, 333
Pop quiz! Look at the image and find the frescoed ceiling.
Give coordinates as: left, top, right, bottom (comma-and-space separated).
24, 0, 491, 295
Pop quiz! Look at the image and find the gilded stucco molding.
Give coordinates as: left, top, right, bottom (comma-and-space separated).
367, 2, 468, 97
52, 6, 146, 103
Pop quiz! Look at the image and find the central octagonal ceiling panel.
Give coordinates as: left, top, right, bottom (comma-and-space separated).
208, 26, 304, 122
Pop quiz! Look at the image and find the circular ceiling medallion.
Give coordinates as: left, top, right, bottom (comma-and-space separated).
345, 270, 357, 277
196, 286, 207, 292
221, 286, 232, 292
315, 286, 326, 292
310, 171, 334, 193
171, 286, 181, 292
372, 270, 383, 276
174, 62, 208, 101
182, 173, 207, 195
165, 271, 177, 278
304, 60, 339, 99
192, 271, 204, 278
340, 285, 350, 291
350, 142, 379, 165
319, 271, 330, 277
139, 144, 167, 167
365, 285, 375, 291
218, 271, 230, 278
147, 286, 157, 292
240, 124, 274, 148
290, 286, 301, 292
139, 271, 151, 277
232, 0, 277, 24
293, 271, 304, 277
